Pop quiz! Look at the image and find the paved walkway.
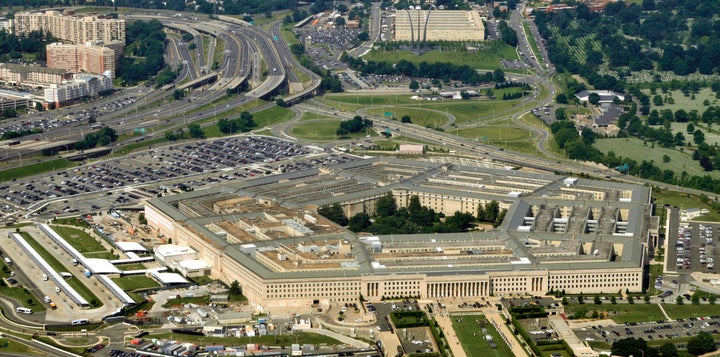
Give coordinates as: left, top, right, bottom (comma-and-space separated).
549, 316, 597, 357
434, 313, 467, 357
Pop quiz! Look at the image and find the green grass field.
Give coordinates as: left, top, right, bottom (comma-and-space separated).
644, 87, 718, 115
563, 303, 664, 323
451, 314, 514, 357
290, 119, 371, 141
652, 187, 720, 222
662, 303, 720, 319
363, 42, 518, 69
364, 107, 450, 128
112, 276, 160, 293
594, 137, 720, 179
50, 226, 107, 253
0, 158, 75, 182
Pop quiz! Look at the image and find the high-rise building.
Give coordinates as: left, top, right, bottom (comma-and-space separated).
46, 42, 115, 77
14, 10, 125, 47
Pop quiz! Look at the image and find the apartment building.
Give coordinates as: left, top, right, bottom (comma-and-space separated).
47, 42, 115, 77
44, 73, 112, 108
14, 11, 125, 45
0, 63, 71, 86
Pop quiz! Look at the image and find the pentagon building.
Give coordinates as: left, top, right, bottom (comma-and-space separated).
145, 158, 657, 311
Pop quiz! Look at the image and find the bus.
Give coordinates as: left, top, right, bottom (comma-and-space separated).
16, 307, 32, 314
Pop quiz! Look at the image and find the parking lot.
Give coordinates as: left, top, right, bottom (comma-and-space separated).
573, 317, 720, 346
667, 221, 718, 274
0, 136, 358, 218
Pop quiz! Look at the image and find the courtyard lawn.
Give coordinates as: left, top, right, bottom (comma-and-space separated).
50, 226, 107, 253
451, 314, 514, 357
593, 137, 720, 180
563, 303, 664, 324
362, 43, 519, 69
112, 276, 160, 292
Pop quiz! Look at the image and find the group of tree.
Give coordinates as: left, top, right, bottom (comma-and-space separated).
336, 115, 372, 138
611, 331, 715, 357
497, 20, 518, 47
117, 20, 167, 85
74, 127, 118, 150
535, 0, 720, 88
319, 194, 506, 234
341, 54, 506, 86
0, 28, 54, 63
477, 200, 506, 228
217, 111, 257, 134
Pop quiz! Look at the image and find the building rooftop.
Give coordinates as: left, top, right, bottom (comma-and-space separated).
146, 158, 653, 281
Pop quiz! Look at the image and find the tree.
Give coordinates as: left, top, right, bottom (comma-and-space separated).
626, 296, 633, 304
611, 338, 648, 357
694, 130, 705, 145
644, 295, 650, 304
334, 17, 346, 27
556, 93, 568, 104
611, 296, 617, 304
594, 295, 602, 305
229, 280, 243, 296
401, 115, 412, 123
290, 43, 305, 56
493, 68, 505, 83
662, 154, 670, 163
409, 80, 420, 91
692, 293, 700, 305
460, 90, 470, 100
588, 92, 601, 105
188, 124, 205, 139
348, 213, 371, 232
357, 32, 369, 41
375, 192, 397, 217
276, 98, 286, 107
318, 203, 348, 226
658, 342, 678, 357
687, 331, 716, 355
555, 107, 567, 120
676, 295, 684, 305
484, 201, 500, 222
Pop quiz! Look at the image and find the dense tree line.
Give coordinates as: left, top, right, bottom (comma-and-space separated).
319, 194, 506, 234
116, 20, 167, 85
341, 54, 505, 86
497, 20, 517, 47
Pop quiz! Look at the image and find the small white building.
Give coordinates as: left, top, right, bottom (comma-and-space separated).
680, 208, 709, 221
177, 259, 212, 277
154, 244, 198, 265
